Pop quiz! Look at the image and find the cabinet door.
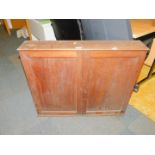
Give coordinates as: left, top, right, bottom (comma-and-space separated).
85, 51, 145, 115
20, 51, 82, 115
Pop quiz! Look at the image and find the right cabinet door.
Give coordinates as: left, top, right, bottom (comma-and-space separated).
85, 51, 145, 115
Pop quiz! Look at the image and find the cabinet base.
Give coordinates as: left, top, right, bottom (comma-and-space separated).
37, 110, 125, 116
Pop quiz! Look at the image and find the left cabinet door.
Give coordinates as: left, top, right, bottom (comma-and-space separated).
19, 50, 82, 116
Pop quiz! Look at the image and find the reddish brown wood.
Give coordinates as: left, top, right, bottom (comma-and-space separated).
19, 50, 82, 115
17, 40, 148, 51
85, 51, 146, 114
18, 41, 147, 116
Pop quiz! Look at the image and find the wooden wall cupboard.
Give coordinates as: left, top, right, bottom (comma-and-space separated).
18, 41, 147, 116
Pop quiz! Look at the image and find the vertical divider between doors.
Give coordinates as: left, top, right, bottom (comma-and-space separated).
80, 51, 90, 114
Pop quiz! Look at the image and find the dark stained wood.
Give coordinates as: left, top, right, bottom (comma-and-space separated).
18, 41, 147, 116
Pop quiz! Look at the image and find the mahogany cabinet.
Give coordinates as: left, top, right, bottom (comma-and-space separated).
18, 41, 147, 116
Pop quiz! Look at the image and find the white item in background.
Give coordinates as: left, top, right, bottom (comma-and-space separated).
16, 27, 29, 39
28, 19, 56, 40
6, 19, 12, 29
31, 34, 38, 40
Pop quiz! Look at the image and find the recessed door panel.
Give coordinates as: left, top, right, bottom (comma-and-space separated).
85, 52, 144, 114
20, 51, 81, 115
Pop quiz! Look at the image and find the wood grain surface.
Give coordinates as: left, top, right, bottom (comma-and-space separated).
18, 41, 147, 116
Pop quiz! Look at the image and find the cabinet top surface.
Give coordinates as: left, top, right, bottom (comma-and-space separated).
18, 40, 148, 51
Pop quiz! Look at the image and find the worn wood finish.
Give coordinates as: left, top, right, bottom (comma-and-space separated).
19, 50, 82, 115
18, 40, 148, 51
18, 41, 147, 116
85, 51, 146, 114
